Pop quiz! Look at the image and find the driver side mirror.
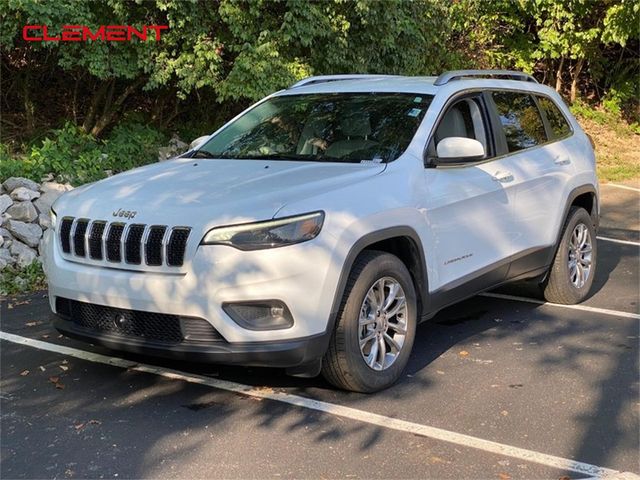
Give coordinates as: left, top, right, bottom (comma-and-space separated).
189, 135, 210, 151
435, 137, 485, 165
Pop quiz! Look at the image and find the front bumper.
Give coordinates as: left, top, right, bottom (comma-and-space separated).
43, 227, 343, 345
52, 313, 329, 368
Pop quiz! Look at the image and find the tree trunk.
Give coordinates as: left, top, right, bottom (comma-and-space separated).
555, 56, 565, 93
570, 58, 584, 104
82, 81, 110, 133
89, 79, 143, 137
19, 72, 36, 132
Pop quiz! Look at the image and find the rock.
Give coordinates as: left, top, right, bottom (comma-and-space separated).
34, 190, 65, 214
0, 236, 3, 248
0, 227, 11, 239
0, 247, 13, 265
10, 240, 37, 267
158, 135, 189, 161
40, 181, 73, 194
3, 177, 39, 193
0, 257, 7, 270
1, 213, 11, 226
38, 213, 52, 230
6, 219, 42, 247
10, 186, 40, 202
40, 173, 54, 182
7, 201, 38, 222
0, 194, 13, 215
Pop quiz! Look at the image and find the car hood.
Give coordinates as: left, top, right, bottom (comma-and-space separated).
54, 158, 385, 231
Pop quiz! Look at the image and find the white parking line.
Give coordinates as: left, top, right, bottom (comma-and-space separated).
0, 330, 630, 479
597, 236, 640, 247
480, 292, 640, 320
601, 183, 640, 193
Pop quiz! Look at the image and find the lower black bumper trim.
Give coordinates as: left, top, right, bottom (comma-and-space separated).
52, 314, 330, 368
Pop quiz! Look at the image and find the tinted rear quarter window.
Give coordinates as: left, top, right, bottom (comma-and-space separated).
537, 96, 572, 138
492, 92, 547, 152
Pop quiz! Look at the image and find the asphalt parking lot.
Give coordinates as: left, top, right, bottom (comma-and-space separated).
1, 182, 638, 480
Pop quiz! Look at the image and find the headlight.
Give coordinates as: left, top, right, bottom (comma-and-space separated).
50, 208, 57, 230
201, 211, 324, 251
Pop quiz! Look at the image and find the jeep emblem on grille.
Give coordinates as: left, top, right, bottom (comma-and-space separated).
112, 208, 137, 220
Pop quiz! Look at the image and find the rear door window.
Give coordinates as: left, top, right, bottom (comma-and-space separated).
537, 96, 572, 138
492, 92, 548, 152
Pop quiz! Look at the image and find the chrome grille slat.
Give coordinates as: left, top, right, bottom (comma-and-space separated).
146, 226, 167, 266
60, 217, 74, 253
88, 221, 107, 260
73, 219, 89, 257
106, 223, 125, 262
59, 217, 189, 268
125, 224, 145, 264
167, 227, 191, 267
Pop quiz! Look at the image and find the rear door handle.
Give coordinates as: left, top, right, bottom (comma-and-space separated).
492, 171, 514, 183
554, 156, 571, 165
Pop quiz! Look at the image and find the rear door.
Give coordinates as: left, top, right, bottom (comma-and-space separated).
486, 90, 575, 277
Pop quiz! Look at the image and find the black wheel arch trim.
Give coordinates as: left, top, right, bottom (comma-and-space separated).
326, 226, 429, 338
545, 184, 599, 269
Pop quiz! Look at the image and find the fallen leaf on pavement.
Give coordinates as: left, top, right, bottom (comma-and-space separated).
39, 366, 45, 372
498, 473, 511, 480
20, 370, 30, 376
49, 376, 60, 383
25, 322, 38, 327
500, 410, 509, 416
459, 350, 469, 357
41, 335, 50, 339
60, 365, 69, 371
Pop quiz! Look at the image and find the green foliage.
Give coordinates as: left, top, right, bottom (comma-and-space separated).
0, 122, 166, 185
0, 261, 47, 296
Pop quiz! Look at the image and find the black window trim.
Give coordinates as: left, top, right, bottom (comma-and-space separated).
423, 90, 498, 168
486, 88, 576, 160
533, 93, 574, 141
424, 87, 576, 168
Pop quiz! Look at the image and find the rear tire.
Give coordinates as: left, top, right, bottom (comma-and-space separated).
543, 207, 597, 304
322, 251, 417, 393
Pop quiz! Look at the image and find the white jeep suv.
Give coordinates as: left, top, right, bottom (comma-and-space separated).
45, 70, 599, 392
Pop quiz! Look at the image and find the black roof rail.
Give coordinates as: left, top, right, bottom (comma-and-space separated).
434, 69, 538, 86
289, 74, 397, 89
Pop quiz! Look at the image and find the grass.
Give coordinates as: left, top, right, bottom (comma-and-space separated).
0, 262, 47, 296
571, 102, 640, 183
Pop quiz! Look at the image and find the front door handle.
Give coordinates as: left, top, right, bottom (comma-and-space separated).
554, 156, 571, 165
492, 171, 514, 183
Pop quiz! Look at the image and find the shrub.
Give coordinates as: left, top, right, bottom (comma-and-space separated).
0, 122, 167, 186
0, 262, 47, 296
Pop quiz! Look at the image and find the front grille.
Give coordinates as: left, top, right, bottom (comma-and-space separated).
73, 219, 89, 256
60, 218, 73, 253
106, 223, 125, 262
167, 228, 190, 266
88, 222, 107, 260
59, 217, 190, 267
125, 224, 145, 264
56, 297, 224, 345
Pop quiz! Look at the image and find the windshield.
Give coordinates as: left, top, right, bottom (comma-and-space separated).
195, 93, 433, 163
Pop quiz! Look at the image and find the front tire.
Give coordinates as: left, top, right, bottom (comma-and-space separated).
543, 206, 597, 304
322, 251, 417, 393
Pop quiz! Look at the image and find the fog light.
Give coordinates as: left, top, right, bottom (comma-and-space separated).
223, 301, 293, 330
